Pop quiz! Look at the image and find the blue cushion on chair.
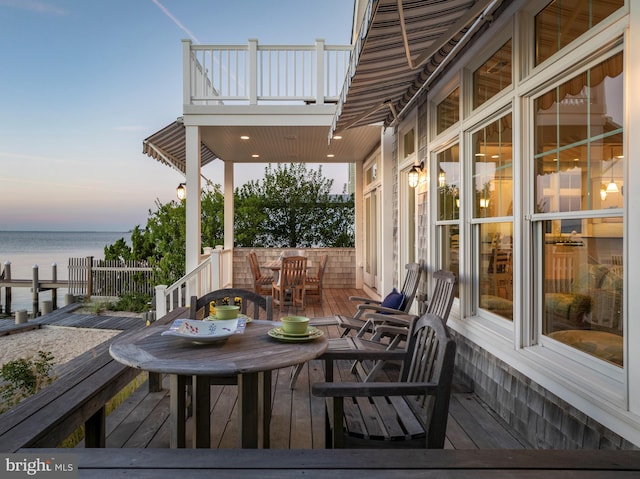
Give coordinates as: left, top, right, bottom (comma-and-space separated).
381, 288, 405, 311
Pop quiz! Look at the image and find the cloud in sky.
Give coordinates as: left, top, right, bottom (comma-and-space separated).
0, 0, 67, 15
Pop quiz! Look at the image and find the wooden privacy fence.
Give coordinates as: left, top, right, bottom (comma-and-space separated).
68, 257, 156, 298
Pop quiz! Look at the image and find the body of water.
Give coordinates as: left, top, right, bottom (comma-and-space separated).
0, 231, 130, 314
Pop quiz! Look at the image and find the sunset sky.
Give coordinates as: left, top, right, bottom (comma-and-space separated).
0, 0, 353, 231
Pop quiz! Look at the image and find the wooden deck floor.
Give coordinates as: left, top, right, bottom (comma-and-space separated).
1, 288, 532, 450
76, 287, 532, 450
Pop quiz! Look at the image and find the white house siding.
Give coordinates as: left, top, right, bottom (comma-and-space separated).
400, 0, 639, 448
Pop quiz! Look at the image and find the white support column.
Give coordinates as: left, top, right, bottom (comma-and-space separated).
223, 160, 235, 282
380, 128, 395, 296
185, 125, 202, 273
354, 160, 363, 289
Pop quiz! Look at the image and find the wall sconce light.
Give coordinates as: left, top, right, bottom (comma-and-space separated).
176, 182, 186, 200
479, 198, 490, 208
600, 184, 607, 201
438, 168, 446, 188
408, 161, 424, 188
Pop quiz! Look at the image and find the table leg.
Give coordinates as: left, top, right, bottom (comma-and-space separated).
192, 375, 211, 448
238, 372, 260, 448
169, 374, 186, 448
259, 371, 271, 448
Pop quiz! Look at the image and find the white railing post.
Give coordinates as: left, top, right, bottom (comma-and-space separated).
211, 250, 222, 292
182, 39, 193, 106
315, 39, 325, 104
155, 285, 167, 318
248, 39, 258, 105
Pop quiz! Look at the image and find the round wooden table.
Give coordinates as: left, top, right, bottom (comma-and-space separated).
110, 317, 327, 448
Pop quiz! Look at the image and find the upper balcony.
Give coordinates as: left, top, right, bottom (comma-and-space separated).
182, 39, 352, 109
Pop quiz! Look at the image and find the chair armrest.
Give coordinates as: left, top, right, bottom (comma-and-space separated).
356, 303, 408, 315
364, 312, 416, 328
349, 295, 382, 306
373, 324, 410, 338
320, 343, 407, 362
312, 381, 439, 398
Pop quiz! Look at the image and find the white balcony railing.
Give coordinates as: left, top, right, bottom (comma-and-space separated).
183, 39, 352, 106
154, 248, 233, 317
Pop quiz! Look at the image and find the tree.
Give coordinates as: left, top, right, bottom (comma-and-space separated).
104, 165, 354, 285
234, 163, 354, 247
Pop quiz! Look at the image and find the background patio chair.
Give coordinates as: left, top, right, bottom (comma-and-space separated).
305, 254, 328, 304
353, 269, 457, 381
248, 251, 274, 296
335, 262, 421, 337
312, 312, 456, 448
272, 256, 307, 311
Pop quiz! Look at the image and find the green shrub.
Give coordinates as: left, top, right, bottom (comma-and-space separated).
113, 293, 151, 313
0, 351, 56, 413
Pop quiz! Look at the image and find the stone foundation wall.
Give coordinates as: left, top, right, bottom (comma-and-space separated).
231, 248, 355, 290
451, 331, 638, 450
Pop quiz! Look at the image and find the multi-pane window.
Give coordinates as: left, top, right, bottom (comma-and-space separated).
436, 144, 460, 296
436, 88, 460, 134
473, 40, 512, 109
533, 52, 624, 367
535, 0, 624, 65
534, 53, 623, 213
472, 114, 514, 320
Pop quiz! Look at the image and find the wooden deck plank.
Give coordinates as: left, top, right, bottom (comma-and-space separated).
21, 448, 640, 478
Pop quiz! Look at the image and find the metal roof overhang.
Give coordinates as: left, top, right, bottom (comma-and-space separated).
330, 0, 506, 137
143, 120, 218, 174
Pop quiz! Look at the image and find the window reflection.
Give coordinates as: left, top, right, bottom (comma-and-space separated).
437, 88, 460, 134
478, 223, 514, 321
542, 219, 623, 367
440, 224, 460, 299
535, 0, 623, 65
472, 114, 513, 218
473, 40, 512, 109
437, 145, 460, 221
534, 53, 623, 212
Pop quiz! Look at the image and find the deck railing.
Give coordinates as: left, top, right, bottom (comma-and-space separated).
154, 248, 233, 317
183, 39, 352, 106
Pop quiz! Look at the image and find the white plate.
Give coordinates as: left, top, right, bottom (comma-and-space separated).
161, 318, 246, 344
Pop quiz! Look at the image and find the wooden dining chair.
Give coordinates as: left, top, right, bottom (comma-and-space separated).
312, 312, 456, 449
305, 254, 328, 304
248, 251, 274, 295
272, 256, 307, 311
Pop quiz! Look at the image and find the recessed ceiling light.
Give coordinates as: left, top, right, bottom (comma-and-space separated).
491, 155, 499, 159
333, 135, 343, 140
251, 154, 260, 158
475, 153, 485, 157
240, 135, 250, 140
327, 154, 335, 158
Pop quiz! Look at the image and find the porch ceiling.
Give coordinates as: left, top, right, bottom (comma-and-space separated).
331, 0, 504, 136
143, 121, 382, 173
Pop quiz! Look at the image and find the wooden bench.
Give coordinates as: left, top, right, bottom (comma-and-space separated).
0, 336, 143, 452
